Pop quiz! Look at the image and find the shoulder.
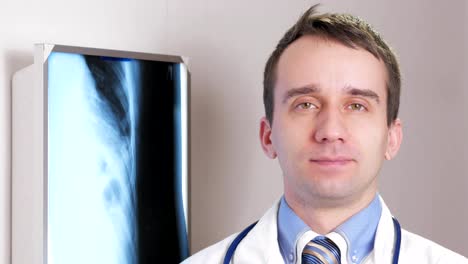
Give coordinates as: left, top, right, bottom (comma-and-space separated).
400, 229, 468, 263
181, 233, 238, 264
182, 200, 281, 264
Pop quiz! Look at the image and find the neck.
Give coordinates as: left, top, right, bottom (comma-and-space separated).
284, 189, 377, 235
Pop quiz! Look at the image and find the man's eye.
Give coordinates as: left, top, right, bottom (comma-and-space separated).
296, 102, 316, 110
348, 103, 366, 111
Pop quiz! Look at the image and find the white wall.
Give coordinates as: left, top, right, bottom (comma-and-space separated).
1, 0, 467, 262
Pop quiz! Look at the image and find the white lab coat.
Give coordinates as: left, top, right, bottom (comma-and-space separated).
182, 197, 468, 264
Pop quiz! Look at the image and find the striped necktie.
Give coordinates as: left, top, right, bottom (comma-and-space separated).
302, 236, 341, 264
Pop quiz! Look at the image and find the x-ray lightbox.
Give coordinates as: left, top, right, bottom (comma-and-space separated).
12, 44, 190, 264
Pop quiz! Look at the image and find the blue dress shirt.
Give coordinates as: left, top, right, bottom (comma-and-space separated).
277, 195, 382, 264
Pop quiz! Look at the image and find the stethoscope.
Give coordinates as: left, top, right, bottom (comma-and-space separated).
223, 217, 402, 264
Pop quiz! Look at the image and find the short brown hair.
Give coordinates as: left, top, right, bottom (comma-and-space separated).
263, 5, 401, 127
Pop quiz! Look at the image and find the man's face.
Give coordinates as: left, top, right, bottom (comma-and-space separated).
260, 35, 402, 206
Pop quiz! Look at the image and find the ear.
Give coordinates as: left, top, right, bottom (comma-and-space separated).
385, 118, 403, 160
259, 117, 277, 159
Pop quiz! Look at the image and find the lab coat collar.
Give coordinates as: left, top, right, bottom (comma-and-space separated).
232, 195, 396, 264
372, 195, 396, 264
232, 200, 284, 264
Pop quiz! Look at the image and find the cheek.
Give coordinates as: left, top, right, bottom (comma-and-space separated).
272, 120, 308, 158
354, 122, 388, 160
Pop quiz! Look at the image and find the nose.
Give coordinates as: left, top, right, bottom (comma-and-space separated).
313, 107, 349, 143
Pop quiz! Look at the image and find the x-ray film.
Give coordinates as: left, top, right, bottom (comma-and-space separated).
47, 50, 189, 263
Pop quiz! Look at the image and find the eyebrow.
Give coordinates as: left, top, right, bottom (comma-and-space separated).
282, 84, 380, 104
282, 85, 320, 103
345, 86, 380, 104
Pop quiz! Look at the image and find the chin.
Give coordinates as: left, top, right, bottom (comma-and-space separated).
302, 178, 357, 200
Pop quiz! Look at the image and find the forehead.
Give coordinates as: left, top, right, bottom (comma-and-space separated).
275, 35, 388, 100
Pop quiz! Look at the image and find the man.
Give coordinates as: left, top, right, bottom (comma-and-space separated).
183, 5, 468, 264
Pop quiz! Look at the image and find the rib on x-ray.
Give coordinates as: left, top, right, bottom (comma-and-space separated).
47, 51, 188, 263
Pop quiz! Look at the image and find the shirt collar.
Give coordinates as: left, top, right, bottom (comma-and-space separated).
335, 195, 382, 264
277, 194, 382, 264
277, 196, 311, 263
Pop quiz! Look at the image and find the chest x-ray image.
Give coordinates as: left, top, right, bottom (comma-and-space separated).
47, 50, 189, 263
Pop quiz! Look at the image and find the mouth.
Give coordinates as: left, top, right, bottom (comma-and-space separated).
309, 157, 354, 168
